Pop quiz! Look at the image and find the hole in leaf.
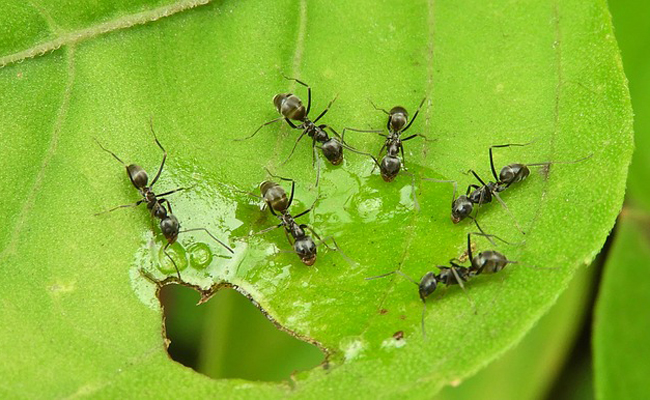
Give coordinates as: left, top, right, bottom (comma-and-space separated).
160, 284, 326, 382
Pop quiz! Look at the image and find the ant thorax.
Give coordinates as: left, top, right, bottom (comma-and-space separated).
306, 122, 328, 142
468, 184, 494, 205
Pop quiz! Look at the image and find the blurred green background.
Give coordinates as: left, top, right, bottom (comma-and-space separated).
161, 0, 650, 398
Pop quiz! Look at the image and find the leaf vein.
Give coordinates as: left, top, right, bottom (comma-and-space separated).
0, 0, 211, 68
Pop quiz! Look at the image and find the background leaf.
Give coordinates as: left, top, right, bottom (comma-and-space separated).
0, 0, 632, 398
593, 0, 650, 397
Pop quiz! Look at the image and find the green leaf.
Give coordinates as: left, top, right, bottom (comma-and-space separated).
0, 0, 632, 397
593, 216, 650, 399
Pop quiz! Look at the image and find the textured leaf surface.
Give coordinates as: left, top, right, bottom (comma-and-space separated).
0, 0, 632, 398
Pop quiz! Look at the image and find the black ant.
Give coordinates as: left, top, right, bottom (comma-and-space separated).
431, 143, 592, 233
95, 122, 233, 279
343, 97, 428, 182
250, 170, 347, 266
236, 75, 346, 168
366, 232, 517, 338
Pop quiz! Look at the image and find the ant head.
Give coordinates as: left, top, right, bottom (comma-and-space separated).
472, 250, 509, 274
389, 106, 408, 132
160, 214, 180, 244
260, 181, 289, 214
273, 93, 306, 121
127, 164, 148, 189
451, 195, 473, 223
294, 237, 317, 266
321, 138, 343, 165
418, 272, 438, 301
380, 155, 401, 182
499, 163, 530, 186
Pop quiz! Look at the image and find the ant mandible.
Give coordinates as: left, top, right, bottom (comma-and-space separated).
95, 121, 233, 279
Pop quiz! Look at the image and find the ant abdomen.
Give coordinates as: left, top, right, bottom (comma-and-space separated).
127, 164, 149, 188
389, 106, 409, 131
273, 93, 306, 121
260, 181, 289, 214
499, 163, 530, 186
472, 250, 509, 274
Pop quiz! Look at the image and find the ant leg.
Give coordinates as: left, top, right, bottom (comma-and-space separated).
281, 74, 311, 115
313, 94, 339, 123
312, 143, 321, 190
235, 117, 284, 141
366, 269, 420, 286
263, 167, 296, 184
526, 153, 594, 167
303, 229, 355, 265
468, 217, 497, 246
163, 242, 182, 280
94, 138, 126, 165
399, 171, 420, 212
342, 126, 386, 136
371, 144, 388, 173
468, 169, 489, 187
156, 186, 190, 198
250, 222, 283, 236
148, 118, 167, 187
94, 199, 145, 216
450, 266, 477, 314
369, 99, 391, 115
179, 227, 234, 254
281, 130, 309, 165
401, 97, 427, 133
492, 191, 526, 235
285, 118, 299, 129
139, 268, 165, 286
402, 133, 433, 142
469, 231, 518, 246
293, 197, 318, 220
341, 143, 383, 169
421, 301, 428, 341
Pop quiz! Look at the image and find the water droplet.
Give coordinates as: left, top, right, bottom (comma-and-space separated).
188, 242, 213, 270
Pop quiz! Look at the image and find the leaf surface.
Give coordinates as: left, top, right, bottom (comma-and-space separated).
0, 0, 632, 397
